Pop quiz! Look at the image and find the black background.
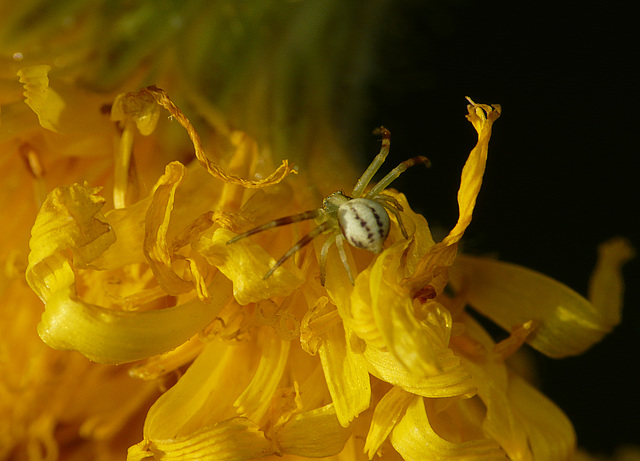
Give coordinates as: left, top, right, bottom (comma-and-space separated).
365, 0, 638, 455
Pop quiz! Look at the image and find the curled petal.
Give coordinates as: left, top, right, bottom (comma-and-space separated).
369, 242, 445, 376
143, 162, 196, 296
142, 86, 296, 188
348, 265, 386, 349
138, 334, 347, 460
390, 396, 506, 460
26, 183, 228, 363
449, 253, 626, 358
364, 346, 475, 399
35, 263, 229, 364
26, 183, 116, 302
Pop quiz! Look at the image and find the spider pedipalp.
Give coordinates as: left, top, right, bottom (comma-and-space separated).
226, 127, 429, 286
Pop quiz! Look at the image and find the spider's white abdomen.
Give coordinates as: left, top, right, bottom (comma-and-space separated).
338, 198, 390, 253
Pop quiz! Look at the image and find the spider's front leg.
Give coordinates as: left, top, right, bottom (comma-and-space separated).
263, 221, 331, 280
226, 209, 322, 245
351, 127, 391, 198
226, 207, 329, 281
366, 156, 430, 198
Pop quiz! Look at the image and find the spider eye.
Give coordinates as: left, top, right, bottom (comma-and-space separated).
337, 198, 390, 254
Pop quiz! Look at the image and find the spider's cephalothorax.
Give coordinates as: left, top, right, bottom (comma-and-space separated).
227, 127, 430, 285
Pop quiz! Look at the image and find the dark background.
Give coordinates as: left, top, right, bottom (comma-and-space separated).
365, 0, 638, 455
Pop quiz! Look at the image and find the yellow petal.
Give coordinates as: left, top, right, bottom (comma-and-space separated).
196, 227, 305, 305
129, 418, 272, 461
393, 191, 437, 274
364, 346, 475, 399
443, 100, 502, 246
137, 334, 348, 459
129, 335, 205, 380
36, 267, 230, 364
143, 339, 256, 440
277, 404, 352, 457
318, 320, 371, 427
449, 253, 624, 358
390, 396, 506, 460
368, 241, 443, 376
348, 264, 386, 349
504, 373, 576, 461
458, 315, 575, 460
300, 296, 341, 356
234, 329, 291, 423
143, 162, 197, 296
364, 386, 414, 458
403, 99, 500, 300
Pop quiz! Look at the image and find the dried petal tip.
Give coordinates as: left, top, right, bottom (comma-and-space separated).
588, 237, 635, 328
17, 65, 64, 132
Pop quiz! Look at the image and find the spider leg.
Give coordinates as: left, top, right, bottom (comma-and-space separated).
319, 234, 336, 286
351, 127, 391, 198
373, 193, 404, 212
335, 234, 355, 285
264, 220, 332, 280
227, 209, 323, 244
373, 194, 408, 239
379, 200, 408, 239
366, 156, 430, 198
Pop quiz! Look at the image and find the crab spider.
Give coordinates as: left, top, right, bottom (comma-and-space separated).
227, 127, 430, 286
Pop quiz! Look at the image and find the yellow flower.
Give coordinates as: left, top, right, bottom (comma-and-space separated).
17, 76, 634, 460
1, 2, 634, 461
